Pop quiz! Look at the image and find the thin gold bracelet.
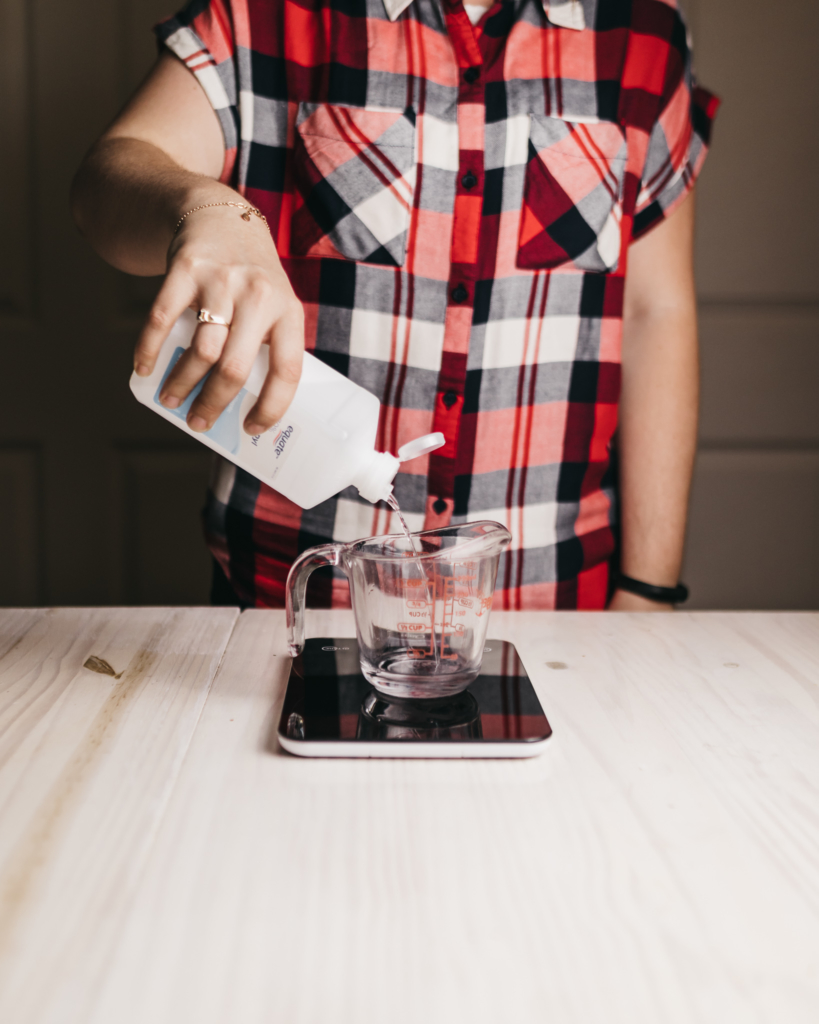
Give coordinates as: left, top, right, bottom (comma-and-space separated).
174, 201, 268, 234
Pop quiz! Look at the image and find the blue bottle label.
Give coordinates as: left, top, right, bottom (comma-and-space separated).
153, 347, 299, 477
154, 347, 245, 455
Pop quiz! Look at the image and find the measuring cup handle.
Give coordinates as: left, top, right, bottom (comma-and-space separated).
286, 543, 344, 657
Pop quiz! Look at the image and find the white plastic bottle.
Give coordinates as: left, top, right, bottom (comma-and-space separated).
129, 309, 443, 509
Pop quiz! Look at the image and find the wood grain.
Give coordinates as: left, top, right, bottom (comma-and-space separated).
68, 609, 819, 1024
0, 606, 239, 1024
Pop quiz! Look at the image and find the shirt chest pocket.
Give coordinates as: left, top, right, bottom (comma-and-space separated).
517, 114, 627, 274
289, 103, 416, 267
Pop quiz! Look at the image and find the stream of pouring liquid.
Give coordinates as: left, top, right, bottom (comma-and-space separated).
386, 493, 440, 666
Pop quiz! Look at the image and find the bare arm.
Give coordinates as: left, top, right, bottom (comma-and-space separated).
71, 51, 303, 435
609, 191, 699, 611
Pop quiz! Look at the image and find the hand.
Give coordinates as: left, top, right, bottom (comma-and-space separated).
133, 203, 304, 435
607, 588, 674, 612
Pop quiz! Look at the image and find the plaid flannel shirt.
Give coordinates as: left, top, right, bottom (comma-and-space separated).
157, 0, 717, 609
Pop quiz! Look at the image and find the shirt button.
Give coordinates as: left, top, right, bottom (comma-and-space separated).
442, 390, 458, 409
451, 284, 468, 303
432, 498, 448, 515
461, 172, 477, 189
464, 66, 480, 84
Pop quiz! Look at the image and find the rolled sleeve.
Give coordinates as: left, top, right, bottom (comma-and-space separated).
155, 2, 240, 183
631, 4, 720, 239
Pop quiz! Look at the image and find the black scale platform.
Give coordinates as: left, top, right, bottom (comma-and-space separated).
277, 637, 552, 756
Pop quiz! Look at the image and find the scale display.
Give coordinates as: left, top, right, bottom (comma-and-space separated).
278, 638, 552, 758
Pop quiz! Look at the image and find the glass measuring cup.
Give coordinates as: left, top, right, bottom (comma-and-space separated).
286, 521, 512, 698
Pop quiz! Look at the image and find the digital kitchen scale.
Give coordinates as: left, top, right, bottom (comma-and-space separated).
277, 638, 552, 758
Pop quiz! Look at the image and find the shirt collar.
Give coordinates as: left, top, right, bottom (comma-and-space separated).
381, 0, 586, 30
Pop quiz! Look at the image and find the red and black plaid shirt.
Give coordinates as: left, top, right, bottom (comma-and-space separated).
158, 0, 717, 609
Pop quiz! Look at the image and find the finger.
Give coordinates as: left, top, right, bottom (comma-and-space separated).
243, 303, 304, 434
158, 292, 234, 413
134, 268, 197, 376
185, 299, 272, 431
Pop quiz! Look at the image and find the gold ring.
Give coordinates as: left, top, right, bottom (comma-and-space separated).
197, 308, 231, 327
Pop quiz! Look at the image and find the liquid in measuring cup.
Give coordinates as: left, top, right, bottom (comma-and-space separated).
358, 552, 495, 698
385, 493, 439, 662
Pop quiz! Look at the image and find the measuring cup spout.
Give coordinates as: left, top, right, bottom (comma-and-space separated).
449, 520, 512, 555
286, 543, 344, 656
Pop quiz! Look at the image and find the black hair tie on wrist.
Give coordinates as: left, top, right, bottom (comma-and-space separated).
615, 572, 689, 605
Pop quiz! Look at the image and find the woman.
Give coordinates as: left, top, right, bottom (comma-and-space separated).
72, 0, 717, 610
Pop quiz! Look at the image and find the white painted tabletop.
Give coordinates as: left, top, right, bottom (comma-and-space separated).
1, 608, 818, 1024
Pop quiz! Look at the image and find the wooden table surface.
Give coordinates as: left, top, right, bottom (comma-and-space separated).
1, 608, 818, 1024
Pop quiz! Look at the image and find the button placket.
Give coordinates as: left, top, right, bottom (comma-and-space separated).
425, 11, 486, 532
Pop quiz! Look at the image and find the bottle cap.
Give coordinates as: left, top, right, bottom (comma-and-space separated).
352, 433, 445, 504
351, 451, 401, 504
397, 432, 445, 463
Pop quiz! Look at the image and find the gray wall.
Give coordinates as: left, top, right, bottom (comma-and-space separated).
0, 0, 816, 607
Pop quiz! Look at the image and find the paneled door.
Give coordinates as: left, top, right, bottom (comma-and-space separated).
681, 0, 819, 609
0, 0, 212, 605
0, 0, 816, 608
